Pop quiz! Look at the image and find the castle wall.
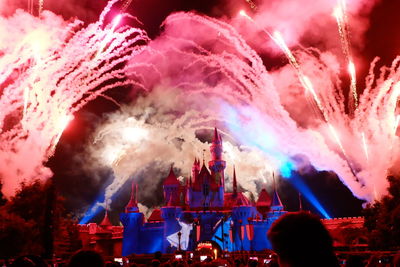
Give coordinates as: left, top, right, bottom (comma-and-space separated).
138, 222, 164, 253
120, 212, 144, 256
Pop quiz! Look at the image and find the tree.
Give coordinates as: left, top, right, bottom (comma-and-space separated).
0, 208, 41, 258
363, 176, 400, 250
0, 179, 81, 259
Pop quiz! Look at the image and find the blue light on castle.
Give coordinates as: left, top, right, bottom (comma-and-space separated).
120, 128, 286, 256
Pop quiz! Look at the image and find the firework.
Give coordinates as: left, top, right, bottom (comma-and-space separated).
333, 0, 358, 109
0, 1, 148, 196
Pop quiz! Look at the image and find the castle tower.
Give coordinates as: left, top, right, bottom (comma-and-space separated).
163, 166, 180, 206
125, 180, 139, 213
208, 128, 226, 185
208, 128, 226, 207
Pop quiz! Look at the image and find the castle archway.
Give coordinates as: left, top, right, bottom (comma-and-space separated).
195, 240, 222, 259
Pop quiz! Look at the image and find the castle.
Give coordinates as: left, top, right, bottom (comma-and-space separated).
119, 128, 286, 256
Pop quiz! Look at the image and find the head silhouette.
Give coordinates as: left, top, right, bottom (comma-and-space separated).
267, 211, 339, 267
67, 250, 104, 267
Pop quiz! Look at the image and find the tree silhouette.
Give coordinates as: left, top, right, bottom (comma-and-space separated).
0, 179, 81, 258
363, 176, 400, 250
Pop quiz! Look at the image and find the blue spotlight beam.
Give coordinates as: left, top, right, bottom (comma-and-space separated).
79, 194, 105, 224
79, 175, 134, 224
223, 104, 331, 219
285, 172, 331, 219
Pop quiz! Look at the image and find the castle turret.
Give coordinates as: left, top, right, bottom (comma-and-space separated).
208, 128, 226, 186
100, 209, 112, 228
163, 166, 180, 206
207, 128, 226, 207
125, 180, 139, 213
120, 186, 144, 256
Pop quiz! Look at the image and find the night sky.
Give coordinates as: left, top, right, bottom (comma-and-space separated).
45, 0, 400, 223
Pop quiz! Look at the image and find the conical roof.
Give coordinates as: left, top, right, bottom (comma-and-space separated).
271, 189, 283, 207
148, 209, 163, 222
271, 172, 283, 208
213, 127, 220, 142
164, 165, 180, 185
199, 164, 211, 177
256, 188, 272, 207
126, 180, 138, 212
100, 210, 112, 226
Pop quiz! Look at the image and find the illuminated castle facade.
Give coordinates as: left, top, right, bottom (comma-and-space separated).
119, 128, 286, 256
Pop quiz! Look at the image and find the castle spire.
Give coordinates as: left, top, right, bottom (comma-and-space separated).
213, 127, 220, 142
100, 202, 112, 227
163, 165, 180, 185
125, 180, 139, 212
271, 173, 283, 210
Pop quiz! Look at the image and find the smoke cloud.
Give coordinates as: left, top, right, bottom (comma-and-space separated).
84, 1, 398, 208
82, 87, 276, 208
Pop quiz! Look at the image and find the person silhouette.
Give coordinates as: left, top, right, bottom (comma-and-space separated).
267, 211, 339, 267
67, 250, 104, 267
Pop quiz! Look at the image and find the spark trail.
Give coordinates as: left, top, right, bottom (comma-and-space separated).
239, 10, 360, 183
333, 0, 358, 109
0, 1, 148, 196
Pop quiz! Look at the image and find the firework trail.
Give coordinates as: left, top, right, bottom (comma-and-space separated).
333, 0, 358, 110
239, 11, 327, 122
0, 1, 148, 196
121, 0, 134, 12
239, 11, 359, 183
